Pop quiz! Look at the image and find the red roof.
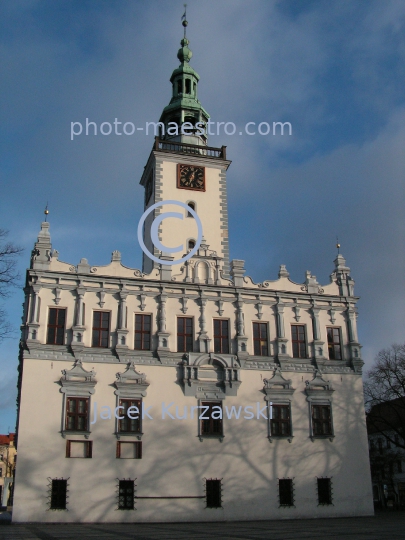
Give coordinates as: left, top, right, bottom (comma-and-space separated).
0, 433, 15, 445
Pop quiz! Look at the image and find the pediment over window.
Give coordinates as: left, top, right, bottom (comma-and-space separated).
60, 359, 97, 396
114, 362, 149, 398
263, 368, 295, 401
182, 353, 241, 398
305, 370, 334, 400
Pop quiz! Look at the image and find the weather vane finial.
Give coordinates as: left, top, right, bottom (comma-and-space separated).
181, 4, 188, 38
44, 202, 49, 222
336, 236, 340, 255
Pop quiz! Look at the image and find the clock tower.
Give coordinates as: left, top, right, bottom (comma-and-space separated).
140, 21, 231, 278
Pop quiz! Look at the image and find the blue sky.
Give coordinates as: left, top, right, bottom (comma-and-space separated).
0, 0, 404, 433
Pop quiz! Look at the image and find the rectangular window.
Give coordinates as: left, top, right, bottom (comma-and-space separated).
135, 314, 151, 351
47, 308, 66, 345
327, 327, 342, 360
177, 317, 193, 352
92, 311, 110, 348
253, 322, 268, 356
50, 479, 67, 510
116, 442, 142, 459
118, 399, 141, 433
118, 480, 135, 510
291, 325, 306, 358
206, 479, 222, 508
65, 397, 89, 431
66, 440, 92, 458
317, 478, 332, 505
312, 404, 333, 436
214, 319, 229, 354
279, 478, 294, 506
200, 401, 222, 436
270, 405, 291, 436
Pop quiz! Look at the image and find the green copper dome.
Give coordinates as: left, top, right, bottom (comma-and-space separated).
159, 29, 210, 145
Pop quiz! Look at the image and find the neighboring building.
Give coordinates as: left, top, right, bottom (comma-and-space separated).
0, 433, 16, 508
367, 399, 405, 509
12, 22, 373, 523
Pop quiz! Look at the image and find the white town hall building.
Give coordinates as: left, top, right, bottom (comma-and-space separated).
12, 21, 373, 522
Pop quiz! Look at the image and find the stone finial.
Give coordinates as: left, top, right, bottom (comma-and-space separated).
230, 259, 246, 287
278, 265, 289, 278
304, 271, 320, 294
77, 258, 91, 274
331, 253, 355, 296
111, 250, 121, 262
31, 222, 52, 270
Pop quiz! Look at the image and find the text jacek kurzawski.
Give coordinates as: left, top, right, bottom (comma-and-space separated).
90, 402, 273, 424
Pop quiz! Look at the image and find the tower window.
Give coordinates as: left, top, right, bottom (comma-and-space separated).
187, 201, 195, 217
188, 239, 196, 250
177, 80, 182, 94
185, 79, 191, 94
193, 82, 196, 95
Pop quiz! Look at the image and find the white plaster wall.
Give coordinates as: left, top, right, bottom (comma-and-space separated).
13, 358, 374, 523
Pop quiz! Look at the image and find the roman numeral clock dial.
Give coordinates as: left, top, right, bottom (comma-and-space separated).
177, 164, 205, 191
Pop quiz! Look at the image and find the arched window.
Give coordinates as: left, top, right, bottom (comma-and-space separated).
177, 80, 182, 94
185, 79, 191, 94
187, 201, 196, 217
188, 239, 196, 250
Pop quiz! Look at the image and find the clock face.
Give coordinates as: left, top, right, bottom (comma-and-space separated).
177, 164, 205, 191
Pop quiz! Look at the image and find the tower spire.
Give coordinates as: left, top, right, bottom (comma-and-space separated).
158, 8, 210, 146
181, 4, 188, 38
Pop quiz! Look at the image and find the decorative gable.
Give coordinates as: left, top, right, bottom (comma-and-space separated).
114, 362, 150, 399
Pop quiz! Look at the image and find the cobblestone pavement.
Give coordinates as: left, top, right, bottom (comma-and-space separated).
1, 512, 405, 540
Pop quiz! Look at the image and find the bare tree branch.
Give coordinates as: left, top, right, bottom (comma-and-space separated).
0, 229, 24, 342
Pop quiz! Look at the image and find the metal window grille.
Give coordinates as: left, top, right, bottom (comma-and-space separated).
278, 478, 294, 507
118, 479, 136, 510
205, 478, 222, 508
317, 477, 333, 505
48, 478, 68, 510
